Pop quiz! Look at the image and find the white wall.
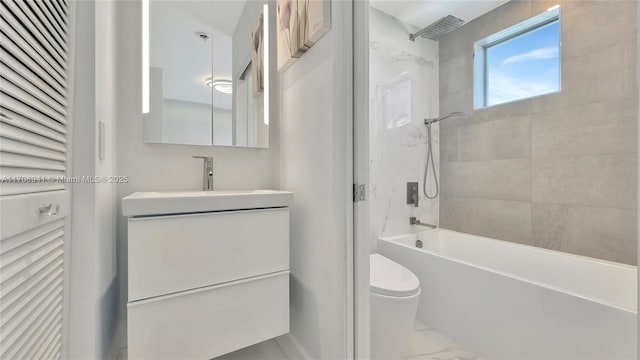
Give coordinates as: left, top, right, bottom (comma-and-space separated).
368, 8, 439, 253
68, 1, 119, 358
279, 1, 353, 358
113, 0, 280, 350
213, 108, 233, 146
637, 0, 640, 352
162, 99, 213, 145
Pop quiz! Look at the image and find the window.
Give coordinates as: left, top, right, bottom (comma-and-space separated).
474, 7, 561, 108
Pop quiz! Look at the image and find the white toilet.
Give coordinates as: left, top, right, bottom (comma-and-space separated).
370, 254, 421, 360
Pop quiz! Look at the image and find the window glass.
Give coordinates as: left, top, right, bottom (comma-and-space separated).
485, 20, 560, 106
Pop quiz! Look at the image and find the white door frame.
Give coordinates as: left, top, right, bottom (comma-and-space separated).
636, 2, 640, 353
353, 1, 370, 358
353, 4, 640, 358
61, 0, 79, 357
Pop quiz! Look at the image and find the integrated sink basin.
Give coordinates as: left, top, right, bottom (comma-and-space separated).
122, 190, 293, 216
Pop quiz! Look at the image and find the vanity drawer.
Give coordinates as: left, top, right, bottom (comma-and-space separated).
127, 271, 290, 359
128, 208, 289, 301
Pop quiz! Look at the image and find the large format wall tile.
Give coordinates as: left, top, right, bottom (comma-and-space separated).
439, 53, 473, 96
561, 0, 637, 60
532, 97, 637, 158
439, 126, 458, 163
438, 0, 638, 264
532, 203, 637, 265
439, 96, 533, 129
475, 99, 532, 122
441, 159, 531, 202
458, 115, 531, 162
532, 154, 637, 209
530, 0, 581, 15
439, 28, 470, 64
440, 196, 532, 245
569, 41, 637, 106
471, 0, 533, 43
532, 40, 638, 113
438, 88, 473, 128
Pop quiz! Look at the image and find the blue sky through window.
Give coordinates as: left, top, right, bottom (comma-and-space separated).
486, 20, 560, 106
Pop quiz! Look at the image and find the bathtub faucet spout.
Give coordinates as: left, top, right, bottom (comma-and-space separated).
410, 217, 437, 229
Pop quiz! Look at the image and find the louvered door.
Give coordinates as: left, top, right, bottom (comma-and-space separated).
0, 1, 71, 359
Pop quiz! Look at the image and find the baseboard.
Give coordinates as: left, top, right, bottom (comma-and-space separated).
275, 334, 312, 360
107, 319, 126, 360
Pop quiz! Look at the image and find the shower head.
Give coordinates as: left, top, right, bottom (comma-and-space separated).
409, 15, 465, 42
424, 111, 468, 125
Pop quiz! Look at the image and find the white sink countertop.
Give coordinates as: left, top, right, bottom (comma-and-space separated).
122, 190, 293, 216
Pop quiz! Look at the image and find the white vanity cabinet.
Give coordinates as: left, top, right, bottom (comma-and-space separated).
122, 190, 292, 359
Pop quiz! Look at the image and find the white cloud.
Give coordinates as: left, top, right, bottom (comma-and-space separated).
501, 47, 559, 66
488, 71, 558, 105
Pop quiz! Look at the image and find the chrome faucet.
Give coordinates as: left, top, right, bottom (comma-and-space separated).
410, 217, 437, 229
193, 156, 214, 191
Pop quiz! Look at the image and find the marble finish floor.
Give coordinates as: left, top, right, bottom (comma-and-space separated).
118, 339, 287, 360
408, 321, 488, 360
118, 323, 483, 360
215, 339, 288, 359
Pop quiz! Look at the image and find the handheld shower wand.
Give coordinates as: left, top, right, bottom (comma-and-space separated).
422, 111, 468, 199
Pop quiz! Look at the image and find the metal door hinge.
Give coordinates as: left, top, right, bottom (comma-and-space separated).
353, 184, 366, 202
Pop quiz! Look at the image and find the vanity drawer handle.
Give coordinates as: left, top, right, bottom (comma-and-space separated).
39, 204, 60, 215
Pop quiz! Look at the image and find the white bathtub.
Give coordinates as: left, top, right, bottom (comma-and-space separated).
378, 229, 637, 359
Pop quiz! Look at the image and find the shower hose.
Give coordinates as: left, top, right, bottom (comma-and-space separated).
423, 123, 438, 199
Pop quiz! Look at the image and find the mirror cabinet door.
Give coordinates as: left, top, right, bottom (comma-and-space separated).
143, 0, 269, 148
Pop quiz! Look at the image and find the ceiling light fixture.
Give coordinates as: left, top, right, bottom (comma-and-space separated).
195, 32, 211, 41
205, 78, 233, 94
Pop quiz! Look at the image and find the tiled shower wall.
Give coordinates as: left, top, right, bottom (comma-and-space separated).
369, 8, 439, 252
439, 0, 638, 265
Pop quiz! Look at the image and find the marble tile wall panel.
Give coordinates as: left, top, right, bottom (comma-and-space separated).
369, 8, 440, 252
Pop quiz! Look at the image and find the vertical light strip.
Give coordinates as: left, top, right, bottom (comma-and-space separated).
142, 0, 150, 113
263, 3, 269, 125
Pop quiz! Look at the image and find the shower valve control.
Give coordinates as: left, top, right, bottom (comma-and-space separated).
407, 182, 419, 207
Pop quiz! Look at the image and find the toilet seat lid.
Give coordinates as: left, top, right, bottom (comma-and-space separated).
370, 254, 420, 297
